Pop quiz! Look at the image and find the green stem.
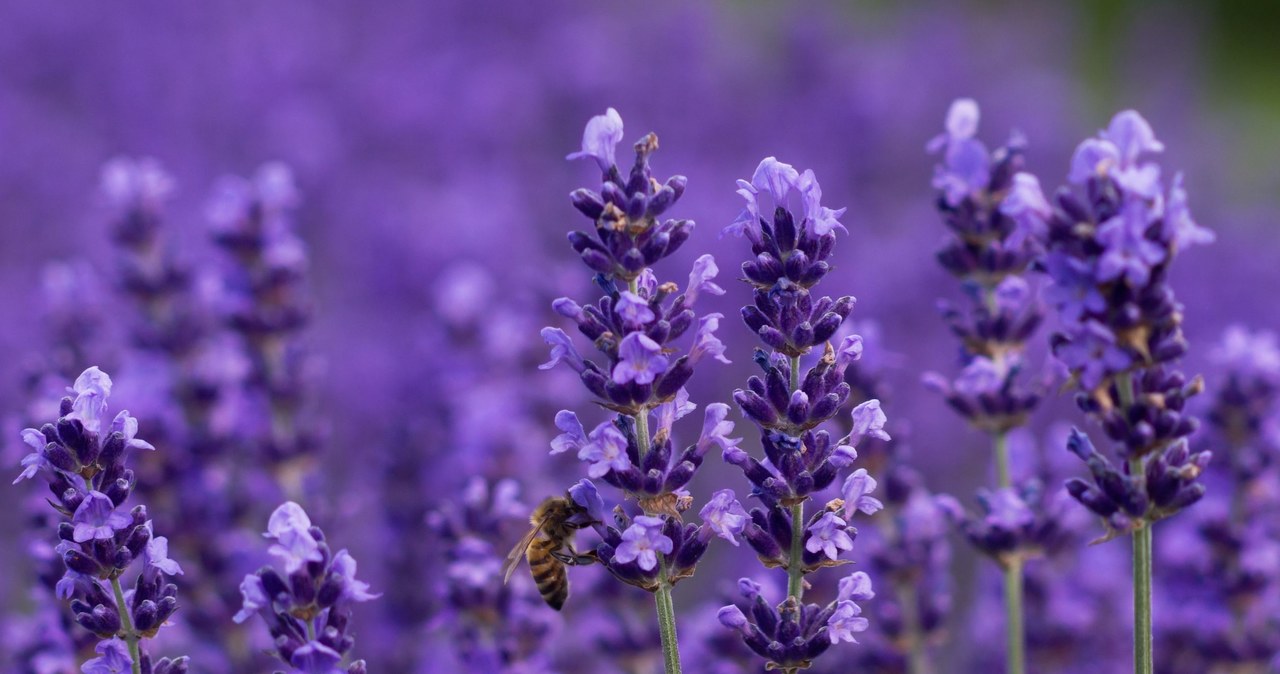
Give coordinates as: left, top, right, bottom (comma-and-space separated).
788, 501, 806, 600
111, 576, 143, 674
1003, 558, 1026, 674
785, 354, 805, 601
654, 574, 682, 674
1130, 457, 1153, 674
993, 431, 1011, 489
628, 277, 652, 461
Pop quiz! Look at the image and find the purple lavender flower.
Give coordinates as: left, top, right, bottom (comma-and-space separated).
1021, 110, 1214, 537
722, 155, 883, 673
614, 516, 675, 571
717, 571, 874, 670
13, 367, 188, 673
235, 502, 374, 674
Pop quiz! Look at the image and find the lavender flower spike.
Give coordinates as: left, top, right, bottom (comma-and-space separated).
236, 501, 375, 674
1029, 109, 1214, 674
13, 367, 188, 674
722, 155, 881, 673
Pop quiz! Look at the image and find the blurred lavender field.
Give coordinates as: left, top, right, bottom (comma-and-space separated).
3, 1, 1280, 673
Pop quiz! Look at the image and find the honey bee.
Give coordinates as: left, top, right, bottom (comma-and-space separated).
502, 495, 597, 610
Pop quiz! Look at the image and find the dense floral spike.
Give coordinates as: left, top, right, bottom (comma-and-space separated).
13, 367, 188, 673
207, 163, 320, 474
1153, 326, 1280, 672
721, 156, 884, 672
234, 502, 375, 674
1014, 110, 1214, 538
1015, 109, 1214, 674
542, 108, 743, 673
718, 572, 874, 671
923, 98, 1045, 446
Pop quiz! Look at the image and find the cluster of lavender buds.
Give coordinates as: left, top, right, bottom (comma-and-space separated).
718, 572, 875, 672
718, 155, 885, 672
207, 164, 320, 479
1009, 109, 1214, 673
234, 502, 375, 674
1010, 110, 1215, 538
1155, 326, 1280, 672
14, 367, 188, 674
921, 103, 1054, 663
922, 99, 1043, 440
540, 108, 742, 672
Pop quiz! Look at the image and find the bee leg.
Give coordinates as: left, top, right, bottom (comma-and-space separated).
551, 545, 598, 566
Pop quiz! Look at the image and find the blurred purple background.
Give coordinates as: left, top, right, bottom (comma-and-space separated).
3, 1, 1279, 672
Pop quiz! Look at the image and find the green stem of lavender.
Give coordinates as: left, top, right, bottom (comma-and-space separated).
111, 576, 143, 674
786, 354, 806, 600
1116, 373, 1153, 674
992, 430, 1024, 674
654, 572, 682, 674
1131, 496, 1153, 674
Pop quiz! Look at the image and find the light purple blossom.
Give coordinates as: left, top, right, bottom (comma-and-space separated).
552, 297, 584, 321
265, 501, 323, 573
1000, 172, 1052, 247
717, 605, 750, 633
615, 291, 656, 327
834, 334, 864, 372
233, 574, 269, 624
612, 332, 669, 385
929, 99, 990, 206
539, 327, 586, 373
689, 313, 731, 365
725, 179, 763, 240
1096, 200, 1166, 286
837, 571, 875, 602
842, 469, 884, 518
1041, 251, 1107, 324
289, 641, 346, 674
565, 107, 625, 172
993, 276, 1032, 315
751, 156, 801, 202
654, 388, 696, 440
13, 429, 50, 483
1165, 173, 1215, 250
109, 411, 155, 452
100, 156, 174, 208
798, 168, 847, 236
1055, 320, 1132, 390
69, 366, 113, 433
1068, 138, 1120, 185
568, 478, 605, 522
72, 491, 132, 542
806, 512, 854, 560
847, 400, 890, 446
1102, 110, 1164, 164
614, 516, 673, 571
685, 254, 725, 306
578, 421, 631, 478
699, 489, 749, 545
954, 357, 1003, 396
549, 410, 587, 455
826, 600, 869, 644
80, 638, 133, 674
696, 402, 740, 456
331, 550, 380, 602
145, 536, 183, 576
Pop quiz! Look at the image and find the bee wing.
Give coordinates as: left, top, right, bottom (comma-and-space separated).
502, 518, 549, 585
